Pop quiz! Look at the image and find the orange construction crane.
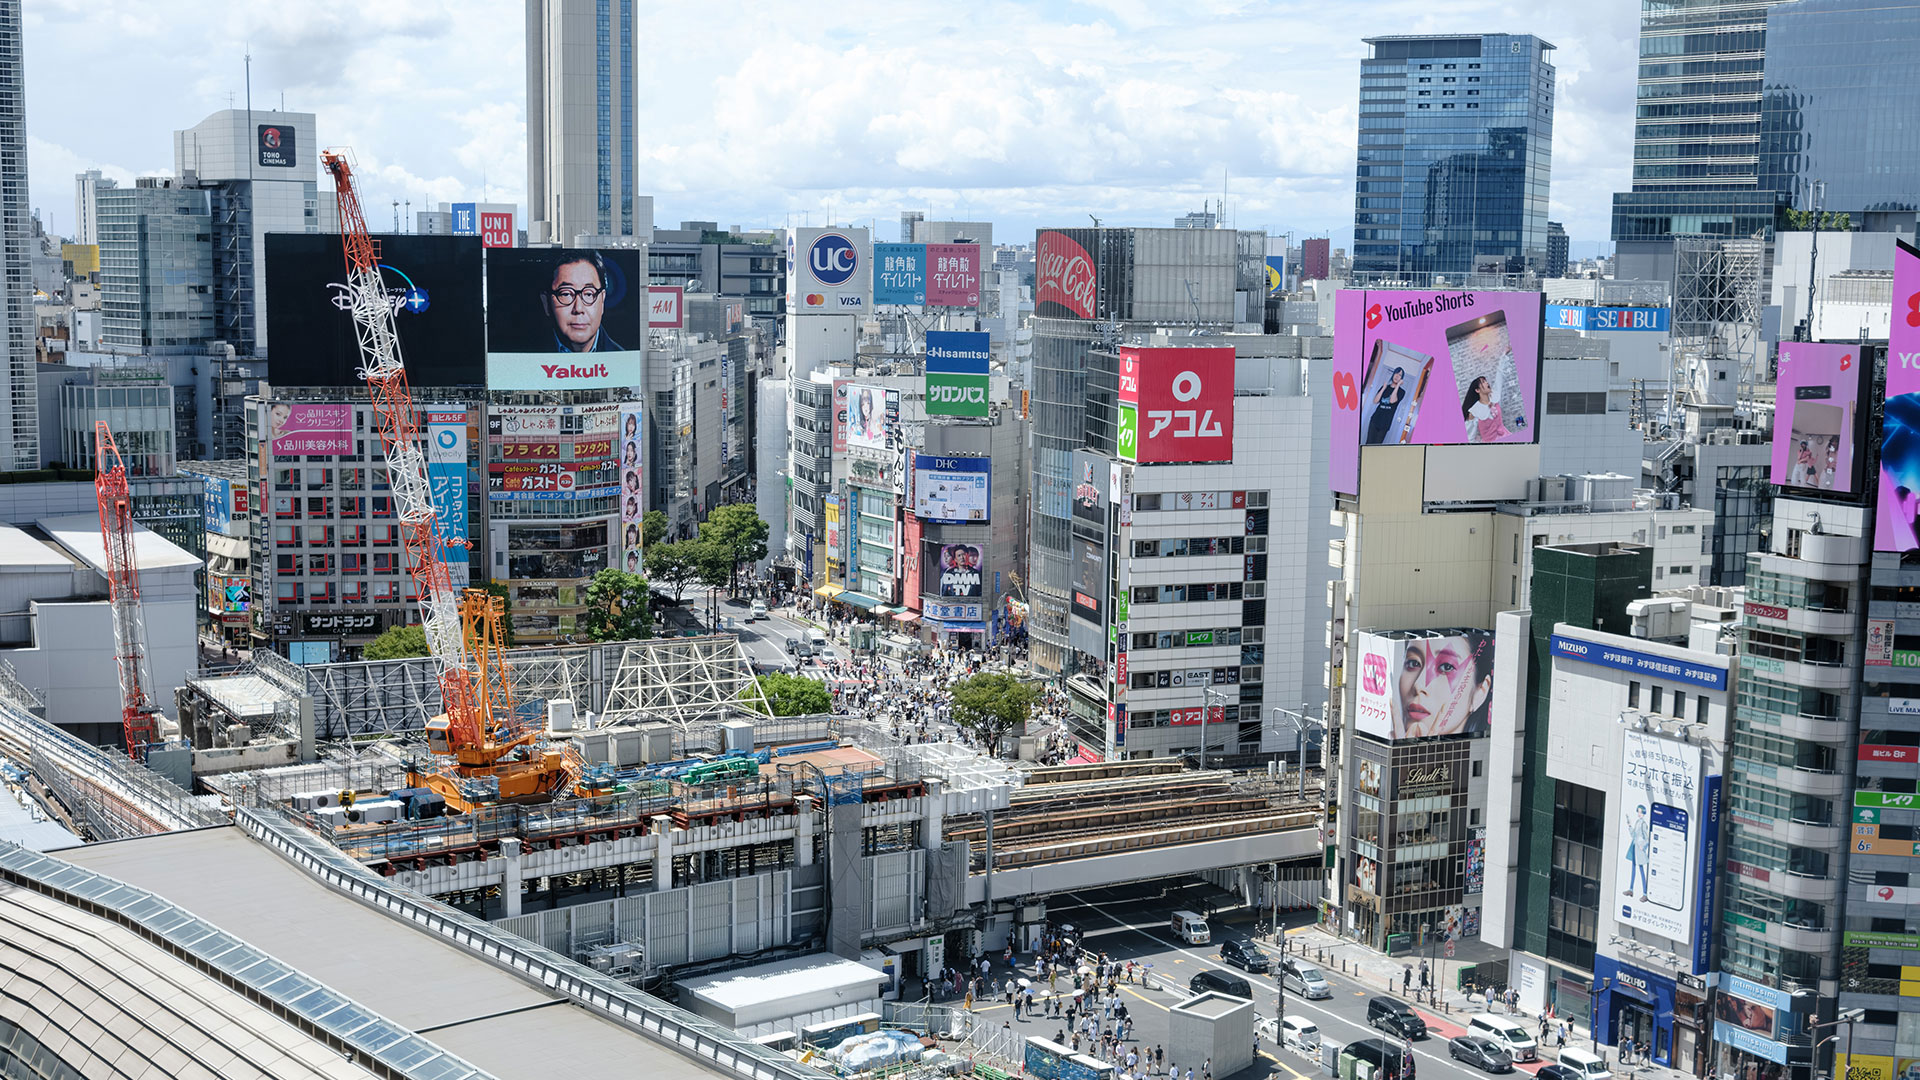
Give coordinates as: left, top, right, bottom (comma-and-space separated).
93, 422, 162, 760
321, 150, 574, 812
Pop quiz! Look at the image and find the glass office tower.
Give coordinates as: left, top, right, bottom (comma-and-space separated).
1351, 34, 1556, 279
1759, 0, 1920, 231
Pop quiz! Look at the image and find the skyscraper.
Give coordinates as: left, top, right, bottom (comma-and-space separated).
0, 1, 35, 471
1759, 0, 1920, 234
1611, 1, 1793, 281
1350, 34, 1556, 279
525, 0, 646, 246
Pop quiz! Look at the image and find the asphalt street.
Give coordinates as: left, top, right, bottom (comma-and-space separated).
988, 888, 1563, 1080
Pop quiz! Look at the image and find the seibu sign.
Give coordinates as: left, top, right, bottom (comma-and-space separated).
1118, 346, 1236, 464
1036, 230, 1097, 319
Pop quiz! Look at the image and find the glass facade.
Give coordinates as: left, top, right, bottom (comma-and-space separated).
1611, 0, 1793, 243
1351, 34, 1556, 278
1710, 463, 1771, 585
96, 184, 214, 350
595, 0, 612, 236
1759, 0, 1920, 221
1028, 319, 1098, 673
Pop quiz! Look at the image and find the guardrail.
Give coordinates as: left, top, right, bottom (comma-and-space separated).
237, 806, 834, 1080
0, 700, 225, 837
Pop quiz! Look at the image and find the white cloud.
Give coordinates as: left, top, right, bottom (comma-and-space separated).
24, 0, 1635, 253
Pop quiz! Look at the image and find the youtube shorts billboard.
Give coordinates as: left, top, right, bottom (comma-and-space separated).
1331, 288, 1545, 494
485, 248, 643, 391
1117, 345, 1235, 464
1879, 239, 1920, 550
1771, 341, 1864, 494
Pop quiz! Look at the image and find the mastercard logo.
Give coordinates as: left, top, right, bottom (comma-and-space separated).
805, 293, 826, 306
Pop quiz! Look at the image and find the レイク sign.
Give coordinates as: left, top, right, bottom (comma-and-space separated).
1117, 346, 1235, 463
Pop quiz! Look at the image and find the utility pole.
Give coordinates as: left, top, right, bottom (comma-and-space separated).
1800, 178, 1827, 342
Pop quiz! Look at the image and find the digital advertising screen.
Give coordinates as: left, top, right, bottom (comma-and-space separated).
264, 233, 484, 387
911, 454, 990, 524
1330, 289, 1545, 494
1770, 341, 1864, 494
1070, 534, 1104, 624
485, 248, 644, 391
934, 542, 984, 598
1353, 629, 1495, 742
1877, 239, 1920, 551
844, 384, 891, 452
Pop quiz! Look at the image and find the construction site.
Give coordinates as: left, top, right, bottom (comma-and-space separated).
0, 151, 1327, 1080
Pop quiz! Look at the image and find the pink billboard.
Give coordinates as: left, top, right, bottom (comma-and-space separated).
1879, 239, 1920, 550
1330, 289, 1544, 494
926, 243, 981, 307
267, 403, 352, 455
1770, 342, 1862, 493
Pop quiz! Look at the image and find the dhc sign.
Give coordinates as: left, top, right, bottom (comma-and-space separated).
1547, 304, 1670, 333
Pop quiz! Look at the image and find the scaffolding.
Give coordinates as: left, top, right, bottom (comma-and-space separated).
601, 634, 770, 728
1672, 234, 1766, 415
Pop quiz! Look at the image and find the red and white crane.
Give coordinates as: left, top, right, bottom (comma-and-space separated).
93, 422, 162, 760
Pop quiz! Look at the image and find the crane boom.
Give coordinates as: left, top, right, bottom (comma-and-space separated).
321, 151, 478, 747
93, 422, 161, 760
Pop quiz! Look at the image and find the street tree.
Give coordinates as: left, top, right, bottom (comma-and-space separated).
750, 671, 832, 716
582, 568, 653, 642
699, 505, 770, 593
949, 672, 1040, 753
363, 624, 429, 661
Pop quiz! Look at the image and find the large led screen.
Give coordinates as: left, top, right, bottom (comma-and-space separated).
1770, 341, 1864, 493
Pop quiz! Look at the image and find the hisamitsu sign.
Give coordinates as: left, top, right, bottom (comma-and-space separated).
1549, 634, 1728, 690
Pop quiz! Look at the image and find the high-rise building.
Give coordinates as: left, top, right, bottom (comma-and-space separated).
72, 168, 112, 246
1546, 220, 1569, 278
1350, 34, 1557, 279
525, 0, 645, 246
1611, 1, 1792, 281
1302, 237, 1332, 281
95, 179, 215, 352
1026, 227, 1238, 675
0, 2, 34, 471
1760, 0, 1920, 235
173, 108, 319, 358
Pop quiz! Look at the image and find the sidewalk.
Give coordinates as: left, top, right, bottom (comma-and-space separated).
1274, 927, 1695, 1080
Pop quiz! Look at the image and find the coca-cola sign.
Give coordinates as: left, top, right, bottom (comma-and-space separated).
1037, 230, 1097, 319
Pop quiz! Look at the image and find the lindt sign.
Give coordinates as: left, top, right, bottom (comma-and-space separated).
1037, 230, 1097, 319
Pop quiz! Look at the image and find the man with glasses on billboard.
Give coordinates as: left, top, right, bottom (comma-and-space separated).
545, 251, 624, 353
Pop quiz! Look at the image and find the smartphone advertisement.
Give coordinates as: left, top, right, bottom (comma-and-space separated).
1770, 341, 1864, 494
1330, 288, 1544, 494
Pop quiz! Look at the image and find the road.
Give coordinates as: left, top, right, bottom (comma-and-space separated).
993, 886, 1560, 1080
709, 596, 839, 673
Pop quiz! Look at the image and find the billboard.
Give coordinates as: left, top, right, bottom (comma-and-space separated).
934, 543, 984, 598
1545, 305, 1670, 332
1353, 629, 1495, 741
480, 211, 514, 249
925, 330, 991, 418
423, 408, 470, 584
451, 203, 477, 235
927, 242, 981, 307
794, 227, 871, 313
201, 475, 243, 537
1771, 341, 1863, 493
1548, 634, 1728, 690
902, 513, 923, 607
1070, 450, 1109, 528
844, 384, 892, 452
649, 284, 685, 329
831, 379, 852, 453
1878, 239, 1920, 550
264, 233, 485, 387
874, 243, 926, 305
1330, 289, 1545, 493
912, 454, 990, 524
1617, 731, 1706, 947
618, 404, 646, 572
267, 403, 352, 455
824, 495, 843, 571
1265, 255, 1286, 296
1036, 229, 1098, 320
485, 248, 644, 390
257, 123, 295, 168
1117, 346, 1236, 464
1070, 534, 1104, 624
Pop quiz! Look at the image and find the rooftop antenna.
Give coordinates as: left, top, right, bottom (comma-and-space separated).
1089, 213, 1102, 228
244, 47, 253, 183
392, 199, 400, 233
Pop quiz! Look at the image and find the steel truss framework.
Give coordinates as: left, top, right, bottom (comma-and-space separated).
1673, 234, 1765, 398
602, 635, 770, 728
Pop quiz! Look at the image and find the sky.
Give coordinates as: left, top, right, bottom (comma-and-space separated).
22, 0, 1641, 258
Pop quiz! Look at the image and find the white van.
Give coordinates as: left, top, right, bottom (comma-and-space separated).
1171, 910, 1211, 944
1466, 1014, 1538, 1062
807, 628, 830, 652
1557, 1047, 1612, 1080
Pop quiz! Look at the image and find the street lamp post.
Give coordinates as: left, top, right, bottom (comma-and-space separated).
1591, 978, 1611, 1054
1806, 1008, 1865, 1080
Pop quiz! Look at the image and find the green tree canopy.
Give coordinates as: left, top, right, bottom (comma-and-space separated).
642, 510, 669, 547
363, 624, 429, 661
750, 671, 833, 716
582, 568, 653, 642
950, 672, 1040, 752
643, 538, 731, 600
699, 505, 770, 592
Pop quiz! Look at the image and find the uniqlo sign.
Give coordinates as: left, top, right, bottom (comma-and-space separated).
480, 212, 514, 248
1118, 346, 1235, 463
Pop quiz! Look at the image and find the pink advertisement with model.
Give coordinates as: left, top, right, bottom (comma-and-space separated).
1330, 288, 1544, 494
1878, 239, 1920, 551
1769, 341, 1862, 494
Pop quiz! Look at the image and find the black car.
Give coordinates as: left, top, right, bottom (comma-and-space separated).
1449, 1036, 1514, 1074
785, 637, 801, 654
1187, 969, 1253, 998
1537, 1066, 1585, 1080
1366, 997, 1427, 1040
1219, 939, 1271, 973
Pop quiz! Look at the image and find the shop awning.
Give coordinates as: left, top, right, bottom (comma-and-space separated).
892, 611, 921, 622
871, 605, 894, 615
840, 592, 883, 610
813, 584, 844, 599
